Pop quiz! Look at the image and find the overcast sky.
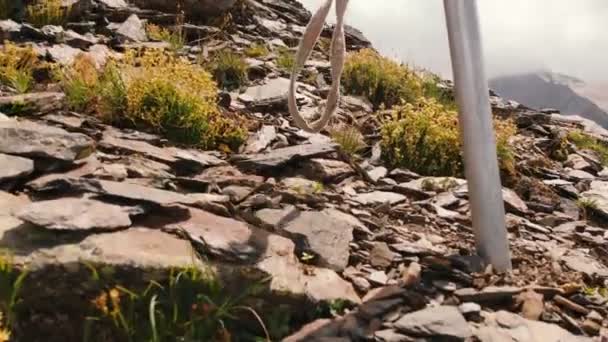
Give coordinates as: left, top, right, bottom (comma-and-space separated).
298, 0, 608, 83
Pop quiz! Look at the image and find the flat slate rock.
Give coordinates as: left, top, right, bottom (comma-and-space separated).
233, 143, 337, 170
352, 191, 406, 205
282, 209, 355, 271
475, 310, 593, 342
0, 119, 94, 163
161, 208, 360, 304
455, 286, 523, 303
238, 77, 290, 107
16, 198, 133, 231
30, 177, 215, 209
244, 125, 277, 153
394, 306, 472, 340
0, 153, 34, 182
0, 92, 65, 115
101, 133, 225, 170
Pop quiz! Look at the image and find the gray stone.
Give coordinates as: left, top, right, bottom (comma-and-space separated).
92, 164, 128, 181
568, 169, 595, 180
0, 92, 65, 115
283, 210, 354, 271
352, 276, 371, 292
458, 302, 481, 315
0, 191, 30, 216
244, 125, 277, 153
0, 119, 94, 163
565, 154, 592, 170
30, 178, 221, 209
502, 188, 529, 215
561, 253, 608, 277
44, 44, 82, 65
255, 205, 298, 229
367, 270, 388, 285
475, 310, 593, 342
233, 143, 337, 170
238, 77, 290, 108
394, 306, 472, 340
367, 166, 388, 182
370, 242, 397, 268
303, 158, 354, 182
0, 20, 22, 41
222, 185, 253, 202
115, 14, 147, 42
455, 286, 523, 302
101, 133, 225, 170
64, 30, 98, 49
16, 198, 132, 231
352, 191, 406, 206
580, 180, 608, 218
0, 153, 34, 182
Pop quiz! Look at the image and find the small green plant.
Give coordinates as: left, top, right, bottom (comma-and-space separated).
146, 24, 185, 51
209, 51, 248, 90
567, 130, 608, 166
276, 47, 295, 72
56, 53, 100, 112
576, 197, 599, 220
421, 73, 455, 109
58, 49, 247, 150
86, 265, 272, 342
381, 99, 516, 177
0, 250, 28, 340
342, 49, 424, 109
245, 43, 270, 58
0, 42, 39, 94
329, 125, 366, 156
26, 0, 71, 27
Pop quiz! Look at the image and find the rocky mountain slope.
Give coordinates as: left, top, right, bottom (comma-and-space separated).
490, 71, 608, 128
0, 0, 607, 341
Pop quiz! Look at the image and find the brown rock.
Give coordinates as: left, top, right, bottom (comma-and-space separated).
0, 153, 34, 182
370, 242, 397, 268
282, 210, 354, 271
162, 208, 360, 304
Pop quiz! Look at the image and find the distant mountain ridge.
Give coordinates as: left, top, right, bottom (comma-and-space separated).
489, 71, 608, 128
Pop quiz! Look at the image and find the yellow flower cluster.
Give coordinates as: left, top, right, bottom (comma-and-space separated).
381, 98, 516, 177
342, 48, 424, 109
59, 49, 247, 150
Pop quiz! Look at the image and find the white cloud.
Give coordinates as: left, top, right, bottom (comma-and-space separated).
298, 0, 608, 82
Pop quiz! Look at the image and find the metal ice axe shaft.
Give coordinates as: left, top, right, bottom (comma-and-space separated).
443, 1, 512, 271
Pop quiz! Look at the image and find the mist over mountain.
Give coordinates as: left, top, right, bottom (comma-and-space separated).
489, 72, 608, 128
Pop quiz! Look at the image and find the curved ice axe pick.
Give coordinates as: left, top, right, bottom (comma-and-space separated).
288, 0, 349, 133
443, 1, 512, 272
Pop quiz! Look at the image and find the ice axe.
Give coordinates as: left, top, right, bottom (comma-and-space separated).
289, 0, 512, 272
